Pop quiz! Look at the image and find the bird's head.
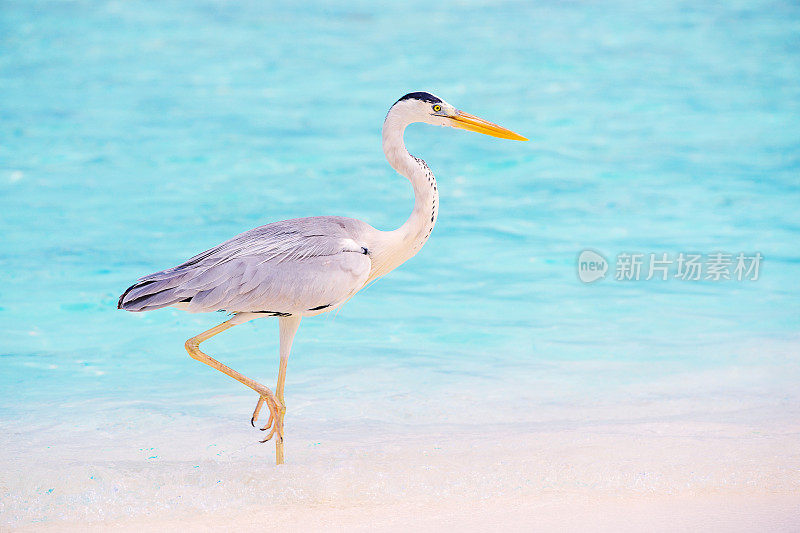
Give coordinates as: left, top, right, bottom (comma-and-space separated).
387, 91, 528, 141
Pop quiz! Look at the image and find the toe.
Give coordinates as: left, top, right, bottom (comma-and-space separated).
251, 396, 266, 426
260, 413, 274, 431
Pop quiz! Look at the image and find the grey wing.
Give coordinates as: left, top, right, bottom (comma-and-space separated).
118, 216, 373, 315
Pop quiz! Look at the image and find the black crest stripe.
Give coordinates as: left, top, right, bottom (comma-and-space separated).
395, 92, 442, 105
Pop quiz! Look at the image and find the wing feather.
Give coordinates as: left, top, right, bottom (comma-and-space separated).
118, 216, 375, 314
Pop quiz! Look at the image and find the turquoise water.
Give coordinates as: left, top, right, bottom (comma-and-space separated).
2, 0, 800, 526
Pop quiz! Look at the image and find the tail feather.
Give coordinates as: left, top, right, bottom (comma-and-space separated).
118, 255, 249, 313
118, 275, 190, 312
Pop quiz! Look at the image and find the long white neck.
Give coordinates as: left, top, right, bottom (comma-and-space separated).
368, 108, 439, 280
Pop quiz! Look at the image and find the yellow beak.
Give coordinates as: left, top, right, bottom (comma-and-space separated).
449, 110, 528, 141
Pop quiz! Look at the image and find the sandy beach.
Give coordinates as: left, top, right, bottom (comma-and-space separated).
6, 402, 800, 531
21, 493, 799, 532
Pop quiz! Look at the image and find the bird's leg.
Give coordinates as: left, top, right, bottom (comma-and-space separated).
253, 315, 301, 465
184, 319, 282, 438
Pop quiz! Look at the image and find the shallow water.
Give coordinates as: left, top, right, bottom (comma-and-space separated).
1, 0, 799, 527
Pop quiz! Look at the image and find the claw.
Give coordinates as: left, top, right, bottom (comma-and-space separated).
250, 391, 285, 445
260, 420, 282, 443
251, 396, 266, 426
259, 425, 278, 443
260, 413, 274, 431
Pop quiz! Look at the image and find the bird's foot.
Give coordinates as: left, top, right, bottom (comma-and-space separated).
250, 394, 285, 443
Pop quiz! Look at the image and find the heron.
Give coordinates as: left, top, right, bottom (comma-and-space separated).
118, 92, 527, 464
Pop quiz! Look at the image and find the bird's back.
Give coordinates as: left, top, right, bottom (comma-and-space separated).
118, 216, 374, 316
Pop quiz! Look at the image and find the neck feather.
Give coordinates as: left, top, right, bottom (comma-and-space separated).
370, 110, 439, 279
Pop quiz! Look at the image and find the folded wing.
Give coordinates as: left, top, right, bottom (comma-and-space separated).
118, 217, 373, 315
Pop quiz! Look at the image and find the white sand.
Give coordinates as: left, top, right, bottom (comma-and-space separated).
5, 354, 800, 531
7, 423, 800, 531
60, 493, 800, 532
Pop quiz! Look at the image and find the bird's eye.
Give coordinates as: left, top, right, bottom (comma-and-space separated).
432, 104, 442, 113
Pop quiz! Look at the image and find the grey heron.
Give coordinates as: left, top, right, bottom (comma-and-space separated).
118, 92, 527, 464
